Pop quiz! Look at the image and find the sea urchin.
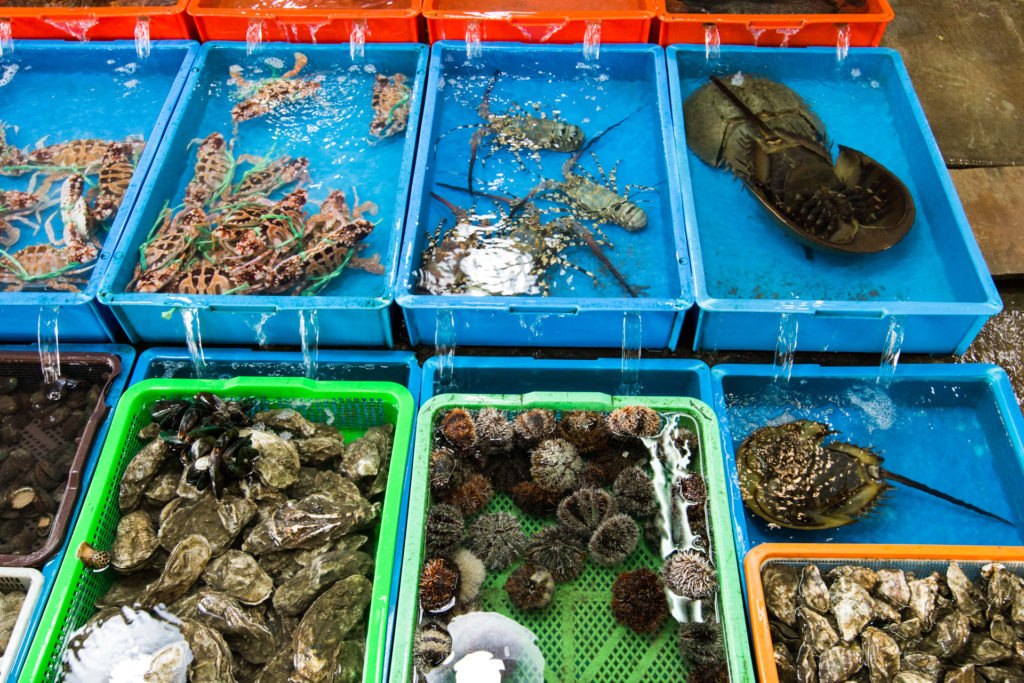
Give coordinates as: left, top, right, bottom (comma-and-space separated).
663, 549, 718, 600
611, 568, 668, 634
504, 564, 556, 611
530, 438, 583, 493
467, 512, 527, 571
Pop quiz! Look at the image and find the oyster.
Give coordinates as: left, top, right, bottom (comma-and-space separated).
145, 472, 181, 505
796, 643, 818, 683
242, 491, 375, 555
764, 564, 801, 628
948, 562, 986, 628
908, 576, 941, 630
292, 575, 372, 683
294, 437, 345, 466
991, 615, 1019, 648
886, 618, 924, 645
179, 618, 236, 683
202, 550, 274, 606
943, 665, 975, 683
272, 549, 374, 617
921, 610, 971, 658
798, 606, 839, 654
961, 635, 1011, 666
159, 493, 256, 556
120, 437, 170, 512
338, 424, 393, 496
776, 643, 798, 683
894, 674, 933, 683
830, 576, 875, 641
862, 627, 900, 683
819, 644, 863, 683
195, 591, 276, 665
829, 566, 879, 593
799, 565, 830, 614
902, 652, 943, 679
876, 568, 911, 607
984, 564, 1016, 622
255, 648, 295, 682
168, 591, 202, 620
111, 510, 160, 573
976, 664, 1024, 681
254, 409, 319, 438
96, 571, 156, 609
143, 534, 213, 607
246, 429, 300, 490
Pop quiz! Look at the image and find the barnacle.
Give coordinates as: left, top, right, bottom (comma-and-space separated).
606, 405, 661, 438
589, 513, 639, 567
524, 525, 586, 583
559, 410, 609, 454
452, 548, 486, 605
611, 568, 668, 634
475, 408, 514, 455
425, 503, 465, 557
557, 488, 617, 541
678, 620, 725, 668
419, 557, 460, 613
414, 620, 452, 674
440, 408, 476, 454
504, 564, 556, 611
482, 452, 531, 494
664, 549, 718, 600
613, 466, 658, 519
514, 409, 557, 446
510, 481, 562, 517
676, 472, 707, 505
530, 438, 583, 493
450, 472, 494, 517
429, 449, 461, 497
467, 512, 527, 571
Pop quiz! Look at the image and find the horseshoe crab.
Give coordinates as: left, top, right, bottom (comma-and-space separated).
683, 73, 915, 254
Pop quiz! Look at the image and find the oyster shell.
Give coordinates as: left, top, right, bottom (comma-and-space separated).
799, 565, 830, 614
145, 472, 181, 506
338, 424, 393, 497
195, 590, 276, 664
120, 437, 170, 512
901, 652, 943, 680
242, 491, 375, 555
961, 635, 1011, 666
829, 566, 879, 593
796, 642, 818, 683
292, 575, 372, 683
202, 550, 274, 606
876, 568, 911, 608
95, 571, 157, 609
921, 610, 971, 658
942, 665, 975, 683
246, 429, 300, 490
167, 591, 202, 620
862, 627, 900, 683
272, 549, 374, 617
871, 597, 902, 624
984, 564, 1016, 622
254, 409, 319, 438
975, 664, 1024, 682
894, 674, 933, 683
908, 576, 941, 630
179, 617, 236, 683
819, 644, 864, 683
254, 648, 295, 683
948, 562, 986, 629
886, 618, 924, 645
111, 510, 160, 573
776, 643, 798, 683
294, 437, 345, 466
830, 576, 875, 641
798, 606, 839, 654
159, 493, 256, 556
142, 534, 212, 607
764, 564, 801, 628
991, 615, 1019, 648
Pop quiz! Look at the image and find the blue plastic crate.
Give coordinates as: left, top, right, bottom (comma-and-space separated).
0, 343, 135, 683
420, 354, 712, 406
396, 42, 692, 349
711, 364, 1024, 582
667, 46, 1001, 354
0, 40, 198, 343
98, 42, 429, 347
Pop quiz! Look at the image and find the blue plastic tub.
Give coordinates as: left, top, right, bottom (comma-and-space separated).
420, 354, 712, 405
711, 364, 1024, 577
99, 42, 428, 347
0, 41, 198, 343
396, 42, 692, 349
667, 46, 1001, 354
0, 343, 135, 682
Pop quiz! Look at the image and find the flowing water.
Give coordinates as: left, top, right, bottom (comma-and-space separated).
37, 306, 61, 392
778, 27, 801, 47
464, 21, 482, 60
299, 309, 319, 379
134, 18, 151, 60
748, 27, 765, 46
434, 308, 456, 391
836, 23, 851, 62
43, 18, 98, 41
180, 307, 208, 379
246, 20, 263, 54
349, 21, 367, 61
617, 311, 642, 396
582, 21, 601, 61
0, 21, 12, 57
772, 312, 798, 385
704, 23, 721, 60
878, 316, 905, 386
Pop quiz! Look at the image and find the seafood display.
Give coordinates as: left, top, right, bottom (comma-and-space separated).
0, 125, 144, 292
0, 587, 27, 654
737, 420, 1012, 531
762, 560, 1024, 683
412, 404, 727, 681
65, 392, 395, 681
683, 73, 914, 254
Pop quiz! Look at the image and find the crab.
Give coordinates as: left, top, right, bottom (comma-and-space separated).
0, 243, 92, 292
229, 52, 321, 123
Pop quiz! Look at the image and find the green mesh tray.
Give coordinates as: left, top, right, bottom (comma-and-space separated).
19, 377, 414, 683
390, 392, 755, 683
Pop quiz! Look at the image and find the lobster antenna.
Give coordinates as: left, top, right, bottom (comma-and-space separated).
708, 74, 781, 142
880, 468, 1014, 526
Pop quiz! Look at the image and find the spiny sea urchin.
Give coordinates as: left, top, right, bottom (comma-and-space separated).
524, 525, 586, 583
530, 438, 583, 493
482, 452, 531, 494
510, 481, 562, 517
440, 408, 476, 454
688, 502, 709, 548
467, 512, 527, 571
425, 503, 465, 557
475, 407, 514, 455
559, 410, 609, 454
606, 405, 662, 438
452, 548, 486, 605
504, 564, 556, 611
664, 549, 718, 600
514, 409, 557, 446
414, 620, 452, 674
611, 568, 668, 634
674, 426, 701, 458
419, 557, 460, 613
676, 472, 707, 505
449, 471, 494, 517
588, 513, 639, 567
557, 488, 617, 541
677, 620, 724, 668
613, 466, 658, 519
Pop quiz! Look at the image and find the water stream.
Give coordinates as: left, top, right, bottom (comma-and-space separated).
0, 20, 13, 57
299, 309, 319, 380
878, 316, 905, 386
617, 311, 642, 396
464, 21, 482, 60
773, 312, 798, 385
777, 27, 800, 48
748, 27, 766, 46
134, 18, 151, 59
703, 24, 721, 60
37, 307, 61, 393
435, 308, 456, 392
246, 20, 263, 55
836, 23, 851, 63
180, 308, 208, 380
349, 20, 367, 61
582, 21, 601, 62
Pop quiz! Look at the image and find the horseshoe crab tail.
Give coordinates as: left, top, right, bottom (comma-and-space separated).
880, 468, 1014, 526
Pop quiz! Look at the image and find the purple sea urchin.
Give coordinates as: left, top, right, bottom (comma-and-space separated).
440, 408, 476, 454
504, 564, 556, 611
611, 568, 668, 634
664, 549, 718, 600
557, 488, 617, 541
588, 513, 639, 567
530, 438, 583, 493
606, 405, 661, 438
559, 410, 609, 454
450, 472, 494, 517
414, 621, 452, 674
475, 408, 514, 455
678, 620, 724, 668
419, 557, 459, 613
514, 409, 557, 446
467, 512, 527, 571
613, 466, 658, 519
524, 525, 586, 583
452, 548, 486, 605
510, 481, 562, 517
483, 452, 531, 494
424, 503, 464, 557
676, 472, 707, 505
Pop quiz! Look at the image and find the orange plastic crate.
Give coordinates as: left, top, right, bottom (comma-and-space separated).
655, 0, 892, 48
0, 1, 193, 40
745, 543, 1024, 683
186, 0, 420, 42
424, 0, 654, 44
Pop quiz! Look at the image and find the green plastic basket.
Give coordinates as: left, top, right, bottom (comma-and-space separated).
390, 392, 755, 683
19, 377, 414, 683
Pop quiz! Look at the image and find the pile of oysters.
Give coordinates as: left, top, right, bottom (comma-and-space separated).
65, 393, 395, 682
763, 560, 1024, 683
